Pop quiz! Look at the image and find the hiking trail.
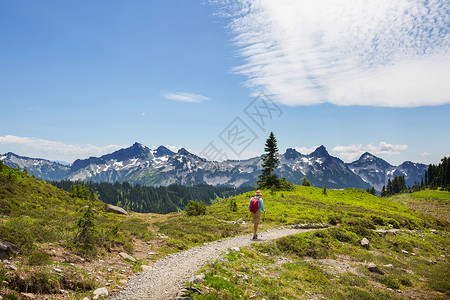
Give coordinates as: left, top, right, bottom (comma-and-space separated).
109, 227, 319, 300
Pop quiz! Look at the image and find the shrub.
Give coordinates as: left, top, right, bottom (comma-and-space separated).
328, 215, 342, 225
277, 177, 295, 190
185, 200, 206, 216
28, 250, 52, 266
276, 234, 330, 259
302, 176, 311, 186
3, 293, 19, 300
229, 198, 237, 212
328, 228, 358, 244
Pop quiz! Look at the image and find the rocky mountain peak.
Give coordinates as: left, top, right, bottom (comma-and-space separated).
284, 148, 302, 160
310, 145, 329, 158
154, 145, 176, 157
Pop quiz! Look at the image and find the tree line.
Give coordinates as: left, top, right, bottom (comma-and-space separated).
51, 180, 252, 214
381, 156, 449, 196
424, 156, 449, 190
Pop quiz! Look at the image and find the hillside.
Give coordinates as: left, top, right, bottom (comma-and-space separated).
0, 161, 448, 299
0, 163, 246, 299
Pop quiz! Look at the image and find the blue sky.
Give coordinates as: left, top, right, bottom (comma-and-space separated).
0, 0, 449, 166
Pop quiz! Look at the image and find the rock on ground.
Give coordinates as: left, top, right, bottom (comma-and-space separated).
119, 252, 136, 262
0, 239, 22, 259
93, 287, 108, 299
106, 204, 128, 215
367, 263, 384, 275
360, 238, 370, 247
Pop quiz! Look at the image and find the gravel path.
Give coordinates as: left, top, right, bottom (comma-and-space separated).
109, 228, 318, 300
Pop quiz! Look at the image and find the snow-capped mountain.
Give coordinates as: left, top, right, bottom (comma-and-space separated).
279, 146, 369, 189
0, 152, 70, 181
0, 142, 427, 191
348, 152, 427, 191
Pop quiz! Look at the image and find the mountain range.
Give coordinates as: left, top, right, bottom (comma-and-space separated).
0, 142, 427, 191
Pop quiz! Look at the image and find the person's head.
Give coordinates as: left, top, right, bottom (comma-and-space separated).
255, 190, 262, 196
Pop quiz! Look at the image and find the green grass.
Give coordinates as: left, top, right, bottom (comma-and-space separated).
189, 187, 449, 299
389, 189, 450, 223
208, 186, 444, 230
154, 215, 244, 252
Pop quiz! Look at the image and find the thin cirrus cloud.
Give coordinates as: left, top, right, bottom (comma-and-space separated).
332, 142, 408, 162
0, 135, 128, 162
162, 92, 210, 103
218, 0, 450, 107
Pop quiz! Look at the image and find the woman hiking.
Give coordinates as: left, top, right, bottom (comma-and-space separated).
248, 190, 266, 240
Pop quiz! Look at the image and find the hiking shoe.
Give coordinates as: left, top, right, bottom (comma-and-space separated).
252, 235, 257, 240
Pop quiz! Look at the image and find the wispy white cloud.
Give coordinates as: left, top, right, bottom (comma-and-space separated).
0, 135, 127, 162
332, 142, 408, 162
162, 91, 210, 103
420, 152, 430, 157
218, 0, 450, 107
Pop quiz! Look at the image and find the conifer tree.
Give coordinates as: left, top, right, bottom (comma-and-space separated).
381, 185, 386, 197
257, 132, 280, 189
301, 176, 311, 186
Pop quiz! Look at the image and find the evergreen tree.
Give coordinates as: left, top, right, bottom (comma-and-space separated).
257, 132, 280, 189
74, 205, 98, 253
301, 176, 311, 186
386, 179, 393, 195
323, 184, 327, 195
370, 187, 376, 195
381, 185, 386, 197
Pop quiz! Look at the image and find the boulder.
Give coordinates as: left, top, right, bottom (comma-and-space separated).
93, 287, 108, 299
230, 247, 240, 252
361, 238, 370, 248
0, 239, 22, 259
374, 229, 388, 236
190, 273, 205, 284
106, 204, 128, 215
367, 263, 384, 275
119, 252, 136, 262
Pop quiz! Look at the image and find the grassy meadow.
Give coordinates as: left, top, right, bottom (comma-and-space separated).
186, 188, 449, 299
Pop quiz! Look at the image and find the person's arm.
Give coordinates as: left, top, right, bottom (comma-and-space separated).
259, 198, 265, 212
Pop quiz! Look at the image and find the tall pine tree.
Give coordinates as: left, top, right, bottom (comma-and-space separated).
257, 132, 280, 189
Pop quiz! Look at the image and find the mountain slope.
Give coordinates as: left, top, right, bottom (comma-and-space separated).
1, 143, 427, 191
349, 152, 427, 191
0, 152, 70, 181
279, 146, 368, 189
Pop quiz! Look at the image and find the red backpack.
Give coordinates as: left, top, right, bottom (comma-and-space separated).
250, 197, 259, 213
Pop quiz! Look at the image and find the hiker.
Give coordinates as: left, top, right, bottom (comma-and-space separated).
248, 190, 266, 239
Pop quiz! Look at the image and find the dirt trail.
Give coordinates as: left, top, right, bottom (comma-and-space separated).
109, 228, 318, 300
